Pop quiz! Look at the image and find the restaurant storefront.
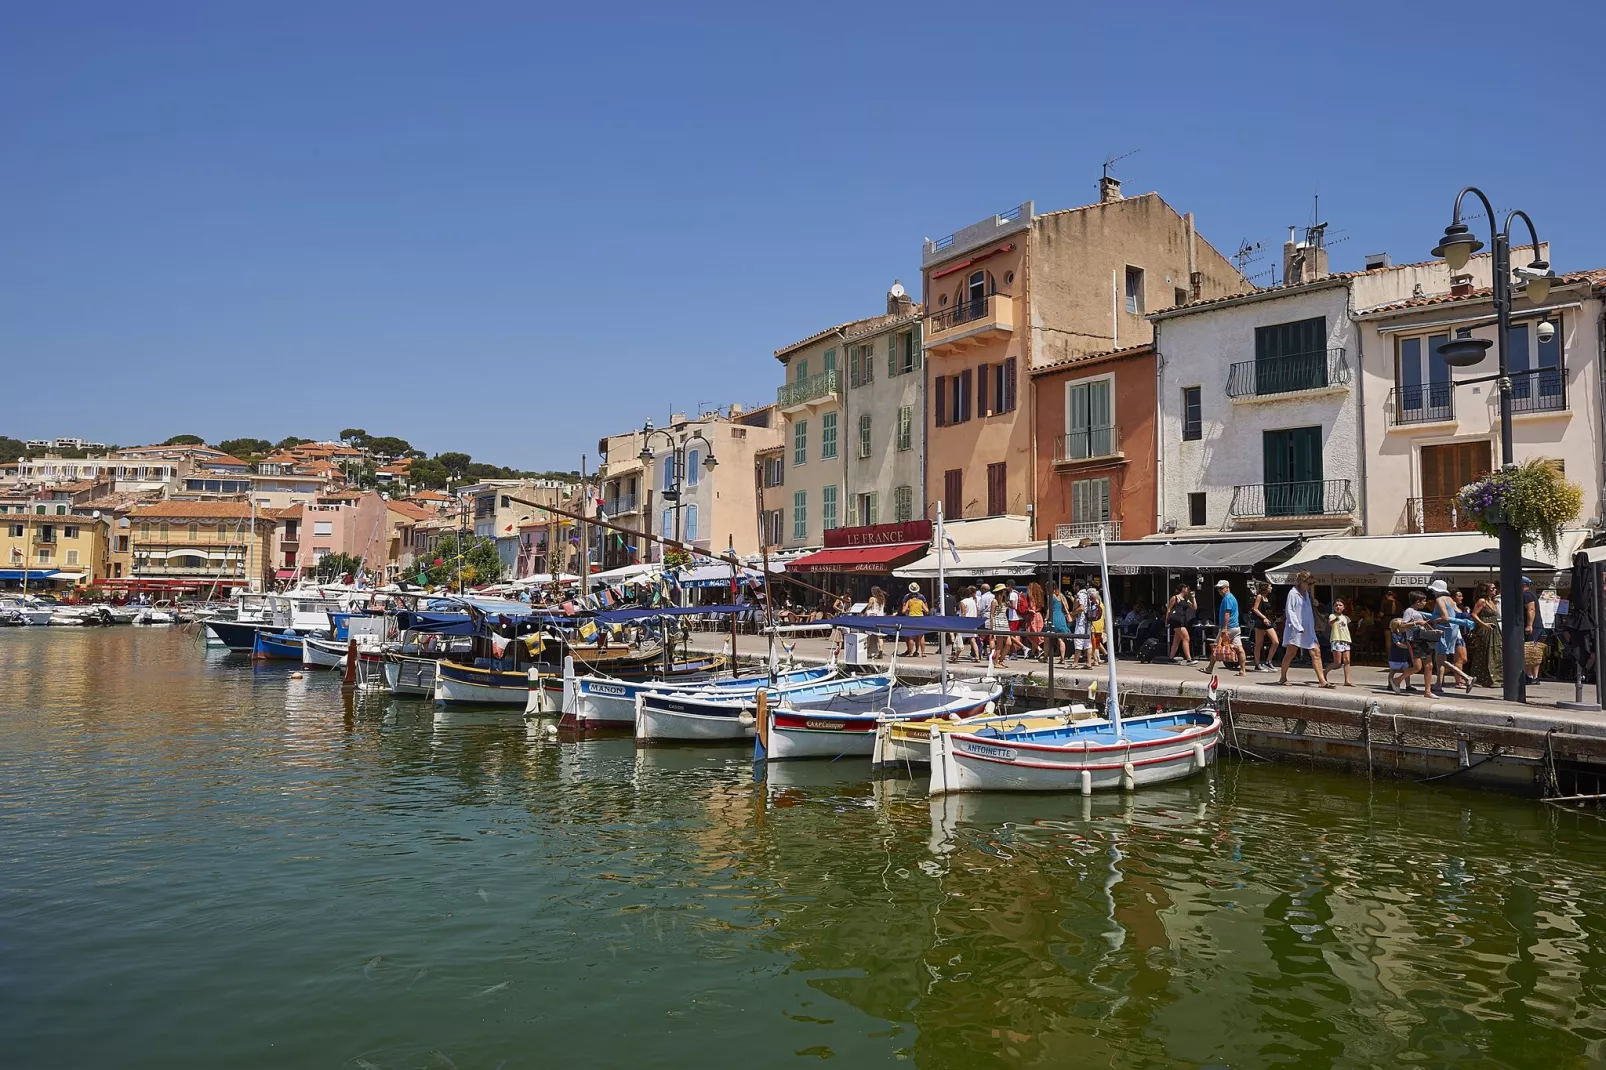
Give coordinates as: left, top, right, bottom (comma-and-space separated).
786, 520, 932, 604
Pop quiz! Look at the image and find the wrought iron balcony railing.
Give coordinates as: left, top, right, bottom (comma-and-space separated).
1401, 496, 1480, 534
1388, 382, 1455, 425
1225, 348, 1350, 398
1053, 425, 1121, 463
1507, 365, 1567, 414
925, 290, 1010, 335
1228, 479, 1356, 519
1054, 519, 1122, 541
776, 369, 840, 409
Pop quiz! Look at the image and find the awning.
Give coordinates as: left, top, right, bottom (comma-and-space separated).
1267, 530, 1591, 587
786, 542, 928, 574
0, 569, 60, 581
274, 569, 298, 580
589, 562, 660, 583
1014, 537, 1297, 571
674, 564, 764, 588
894, 547, 1038, 578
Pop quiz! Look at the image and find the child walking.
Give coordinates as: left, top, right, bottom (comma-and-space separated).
1327, 600, 1354, 686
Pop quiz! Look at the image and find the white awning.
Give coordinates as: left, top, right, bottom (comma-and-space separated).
589, 562, 660, 583
1266, 530, 1591, 586
894, 546, 1036, 578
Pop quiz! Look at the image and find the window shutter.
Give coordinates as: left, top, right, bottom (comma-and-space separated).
935, 376, 947, 427
911, 332, 922, 370
1098, 478, 1111, 523
1004, 358, 1017, 413
978, 363, 990, 415
888, 339, 897, 378
960, 369, 973, 423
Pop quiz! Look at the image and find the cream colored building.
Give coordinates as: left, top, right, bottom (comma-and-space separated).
637, 407, 782, 561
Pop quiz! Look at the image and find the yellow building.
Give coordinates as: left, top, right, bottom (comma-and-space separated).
124, 501, 275, 596
0, 497, 110, 589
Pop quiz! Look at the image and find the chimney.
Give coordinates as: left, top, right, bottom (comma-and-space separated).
1099, 175, 1123, 203
729, 402, 744, 417
1282, 224, 1330, 285
887, 279, 912, 316
1450, 273, 1474, 297
1364, 252, 1391, 271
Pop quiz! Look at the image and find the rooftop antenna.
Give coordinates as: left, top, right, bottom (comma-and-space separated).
1233, 238, 1265, 275
1102, 148, 1139, 180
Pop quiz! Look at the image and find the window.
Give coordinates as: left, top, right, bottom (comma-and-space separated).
792, 491, 807, 541
1507, 317, 1566, 409
1064, 375, 1115, 458
140, 522, 150, 537
986, 462, 1007, 516
1188, 492, 1207, 527
822, 485, 838, 530
894, 485, 914, 523
1182, 386, 1202, 441
1175, 287, 1189, 307
313, 521, 333, 537
7, 524, 21, 538
1262, 426, 1325, 515
117, 536, 129, 553
662, 461, 674, 492
1125, 267, 1144, 315
314, 547, 330, 562
65, 549, 79, 565
661, 509, 673, 537
849, 342, 875, 387
64, 525, 79, 539
977, 358, 1018, 416
188, 523, 199, 541
796, 358, 808, 382
897, 406, 913, 451
820, 412, 838, 460
855, 492, 878, 527
823, 349, 836, 376
687, 449, 700, 487
889, 331, 919, 376
684, 504, 699, 542
1253, 317, 1328, 394
763, 456, 784, 487
858, 414, 872, 458
793, 420, 808, 465
1072, 477, 1112, 528
1395, 333, 1452, 421
943, 469, 964, 519
56, 505, 66, 515
934, 370, 973, 427
765, 509, 784, 547
37, 548, 51, 563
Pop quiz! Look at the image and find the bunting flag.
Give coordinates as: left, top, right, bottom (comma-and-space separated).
523, 633, 547, 656
577, 619, 598, 641
490, 632, 510, 657
945, 537, 961, 564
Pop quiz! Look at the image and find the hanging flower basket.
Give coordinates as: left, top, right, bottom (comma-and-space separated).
1456, 459, 1583, 557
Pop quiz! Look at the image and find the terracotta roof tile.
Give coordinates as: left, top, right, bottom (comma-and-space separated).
1029, 342, 1154, 377
387, 500, 431, 521
774, 308, 918, 360
1357, 267, 1606, 316
130, 501, 256, 519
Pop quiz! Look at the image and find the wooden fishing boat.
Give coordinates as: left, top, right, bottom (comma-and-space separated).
760, 678, 1003, 762
871, 702, 1102, 769
252, 629, 303, 660
552, 663, 834, 728
634, 674, 894, 743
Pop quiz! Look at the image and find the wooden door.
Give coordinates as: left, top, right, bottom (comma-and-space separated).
1420, 442, 1491, 530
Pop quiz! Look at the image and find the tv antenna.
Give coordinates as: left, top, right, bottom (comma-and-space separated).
1234, 239, 1265, 275
1102, 148, 1139, 179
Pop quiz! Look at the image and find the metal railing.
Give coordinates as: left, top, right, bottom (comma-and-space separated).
1055, 520, 1122, 541
925, 290, 1008, 335
605, 495, 639, 514
1401, 496, 1480, 534
1053, 425, 1121, 462
1389, 382, 1455, 425
776, 369, 839, 408
1228, 479, 1355, 519
1225, 348, 1349, 398
1507, 365, 1567, 414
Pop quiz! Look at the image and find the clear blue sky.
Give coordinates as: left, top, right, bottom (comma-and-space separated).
4, 2, 1602, 469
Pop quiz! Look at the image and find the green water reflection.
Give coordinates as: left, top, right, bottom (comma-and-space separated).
1, 628, 1603, 1068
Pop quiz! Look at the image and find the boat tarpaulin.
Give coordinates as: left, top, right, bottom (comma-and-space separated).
597, 605, 755, 624
393, 611, 477, 635
820, 613, 986, 635
785, 542, 928, 574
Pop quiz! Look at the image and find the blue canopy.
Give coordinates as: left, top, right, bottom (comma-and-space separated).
596, 604, 757, 624
394, 610, 477, 635
0, 569, 60, 581
820, 614, 984, 635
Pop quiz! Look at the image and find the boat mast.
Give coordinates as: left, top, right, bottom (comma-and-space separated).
936, 500, 948, 693
753, 458, 776, 687
1097, 531, 1122, 735
579, 455, 590, 605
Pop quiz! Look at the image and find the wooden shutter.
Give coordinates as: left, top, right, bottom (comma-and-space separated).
959, 369, 973, 423
986, 462, 1006, 516
1003, 358, 1018, 413
945, 468, 964, 519
888, 339, 898, 378
911, 331, 922, 370
978, 363, 990, 415
935, 376, 947, 427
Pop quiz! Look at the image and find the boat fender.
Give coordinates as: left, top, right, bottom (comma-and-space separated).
947, 712, 962, 722
983, 701, 996, 716
737, 711, 756, 727
1079, 770, 1092, 796
1121, 762, 1136, 791
290, 672, 304, 680
1193, 742, 1207, 771
544, 724, 559, 738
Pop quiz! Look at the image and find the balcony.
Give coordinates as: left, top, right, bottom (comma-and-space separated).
604, 494, 639, 515
1388, 382, 1455, 426
1226, 349, 1350, 400
1400, 496, 1480, 534
1052, 426, 1123, 467
1054, 519, 1122, 542
923, 292, 1014, 354
777, 370, 840, 413
1227, 480, 1356, 527
1506, 366, 1568, 416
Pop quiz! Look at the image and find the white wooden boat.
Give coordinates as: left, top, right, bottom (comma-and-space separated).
761, 679, 1003, 761
871, 702, 1102, 769
554, 662, 836, 727
384, 654, 439, 697
633, 674, 893, 744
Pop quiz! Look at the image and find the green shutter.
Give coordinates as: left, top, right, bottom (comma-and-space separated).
888, 337, 898, 378
911, 330, 922, 369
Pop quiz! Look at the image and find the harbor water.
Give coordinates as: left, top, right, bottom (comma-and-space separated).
3, 627, 1605, 1068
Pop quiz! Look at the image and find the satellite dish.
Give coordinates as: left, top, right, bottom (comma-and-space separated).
889, 281, 905, 298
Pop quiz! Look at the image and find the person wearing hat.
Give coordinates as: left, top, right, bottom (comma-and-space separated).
1429, 578, 1474, 694
1203, 578, 1246, 677
901, 582, 929, 657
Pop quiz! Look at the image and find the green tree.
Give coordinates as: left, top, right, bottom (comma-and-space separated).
163, 434, 206, 446
217, 437, 275, 461
365, 435, 413, 459
314, 552, 366, 582
0, 436, 27, 462
407, 457, 450, 489
339, 428, 369, 446
437, 452, 473, 483
276, 436, 312, 450
416, 533, 503, 588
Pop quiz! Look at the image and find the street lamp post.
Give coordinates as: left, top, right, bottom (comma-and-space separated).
638, 421, 718, 555
1430, 186, 1557, 703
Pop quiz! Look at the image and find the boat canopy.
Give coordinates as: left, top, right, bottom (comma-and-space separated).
819, 613, 985, 635
596, 604, 755, 623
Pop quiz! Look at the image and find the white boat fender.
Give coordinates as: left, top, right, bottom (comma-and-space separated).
1193, 742, 1207, 771
1121, 762, 1136, 791
290, 672, 304, 680
947, 712, 962, 722
544, 723, 559, 738
737, 711, 756, 727
1079, 770, 1093, 796
983, 701, 996, 716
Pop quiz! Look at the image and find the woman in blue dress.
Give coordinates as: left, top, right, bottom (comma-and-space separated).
1048, 584, 1071, 661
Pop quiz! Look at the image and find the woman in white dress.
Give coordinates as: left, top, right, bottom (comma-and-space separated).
1278, 571, 1333, 687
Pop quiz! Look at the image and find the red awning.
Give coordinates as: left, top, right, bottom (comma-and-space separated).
275, 569, 297, 579
785, 542, 928, 574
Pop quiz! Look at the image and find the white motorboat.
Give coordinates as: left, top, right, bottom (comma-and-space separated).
0, 596, 54, 626
132, 608, 176, 625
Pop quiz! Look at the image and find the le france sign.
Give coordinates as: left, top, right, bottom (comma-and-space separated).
822, 520, 933, 549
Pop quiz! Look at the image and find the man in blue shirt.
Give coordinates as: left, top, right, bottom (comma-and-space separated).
1204, 578, 1246, 677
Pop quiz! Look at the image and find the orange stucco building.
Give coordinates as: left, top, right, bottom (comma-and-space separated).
1030, 344, 1157, 543
920, 176, 1246, 537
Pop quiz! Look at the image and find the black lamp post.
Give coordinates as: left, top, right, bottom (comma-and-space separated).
638, 420, 717, 551
1430, 186, 1557, 702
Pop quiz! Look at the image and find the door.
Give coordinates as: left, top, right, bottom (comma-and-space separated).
1262, 427, 1323, 515
1420, 441, 1491, 531
1255, 317, 1327, 394
966, 271, 986, 314
1066, 379, 1113, 458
